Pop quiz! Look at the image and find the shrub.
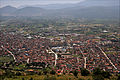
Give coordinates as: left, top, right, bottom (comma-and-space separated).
44, 76, 56, 80
78, 78, 84, 80
92, 75, 104, 80
88, 78, 91, 80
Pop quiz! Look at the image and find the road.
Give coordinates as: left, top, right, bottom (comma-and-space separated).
1, 45, 17, 62
79, 48, 87, 69
95, 45, 117, 70
46, 49, 58, 66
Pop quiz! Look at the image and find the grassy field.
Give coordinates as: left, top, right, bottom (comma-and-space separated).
3, 74, 93, 80
2, 74, 118, 80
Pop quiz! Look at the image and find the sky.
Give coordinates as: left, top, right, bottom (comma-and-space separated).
0, 0, 85, 8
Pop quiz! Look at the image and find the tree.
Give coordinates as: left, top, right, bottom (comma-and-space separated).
16, 72, 22, 76
81, 68, 90, 76
92, 68, 108, 80
50, 70, 56, 75
101, 71, 111, 78
93, 68, 102, 75
38, 71, 42, 75
72, 70, 78, 78
58, 54, 61, 58
29, 77, 33, 80
22, 78, 25, 80
117, 75, 120, 80
43, 68, 50, 75
5, 70, 15, 78
43, 70, 48, 75
93, 68, 111, 79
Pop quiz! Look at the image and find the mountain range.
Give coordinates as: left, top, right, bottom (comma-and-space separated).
0, 0, 119, 19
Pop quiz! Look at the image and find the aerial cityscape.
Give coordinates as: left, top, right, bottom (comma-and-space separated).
0, 0, 120, 80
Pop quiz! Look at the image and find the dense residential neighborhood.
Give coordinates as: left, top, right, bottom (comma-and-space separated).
0, 19, 120, 80
0, 0, 119, 79
0, 28, 120, 73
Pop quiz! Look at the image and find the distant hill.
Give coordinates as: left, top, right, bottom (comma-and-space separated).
13, 7, 46, 16
61, 6, 119, 19
19, 0, 119, 9
0, 0, 119, 19
77, 0, 119, 7
0, 6, 17, 16
22, 3, 76, 9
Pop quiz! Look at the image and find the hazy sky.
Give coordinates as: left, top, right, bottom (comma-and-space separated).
0, 0, 85, 8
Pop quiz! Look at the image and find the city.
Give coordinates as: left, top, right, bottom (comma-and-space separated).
0, 0, 120, 80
